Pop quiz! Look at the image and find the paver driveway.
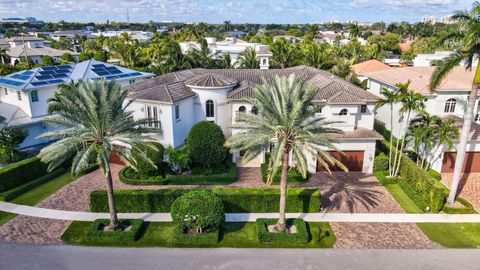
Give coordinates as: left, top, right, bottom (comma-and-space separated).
306, 172, 438, 249
442, 173, 480, 211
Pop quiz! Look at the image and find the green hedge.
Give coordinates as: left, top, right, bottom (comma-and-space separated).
442, 197, 477, 214
427, 169, 442, 181
90, 188, 321, 213
174, 225, 220, 246
0, 157, 49, 192
377, 140, 446, 213
373, 153, 389, 172
119, 163, 237, 186
0, 168, 65, 201
260, 163, 308, 185
85, 219, 145, 243
256, 218, 309, 244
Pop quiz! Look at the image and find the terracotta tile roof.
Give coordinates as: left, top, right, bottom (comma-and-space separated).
351, 60, 393, 75
127, 66, 379, 104
441, 115, 480, 141
329, 128, 383, 141
185, 73, 238, 87
364, 66, 475, 94
400, 41, 413, 52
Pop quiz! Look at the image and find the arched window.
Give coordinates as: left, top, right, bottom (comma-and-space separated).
444, 98, 456, 113
339, 109, 348, 116
239, 106, 246, 112
251, 106, 258, 115
206, 100, 214, 118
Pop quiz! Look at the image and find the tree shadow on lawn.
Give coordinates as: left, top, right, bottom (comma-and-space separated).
315, 173, 384, 213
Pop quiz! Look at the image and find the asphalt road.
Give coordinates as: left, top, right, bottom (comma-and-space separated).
1, 242, 480, 270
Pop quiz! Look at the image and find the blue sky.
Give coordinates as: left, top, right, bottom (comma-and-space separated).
0, 0, 474, 23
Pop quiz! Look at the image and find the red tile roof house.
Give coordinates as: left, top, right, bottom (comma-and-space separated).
360, 63, 479, 173
124, 65, 383, 174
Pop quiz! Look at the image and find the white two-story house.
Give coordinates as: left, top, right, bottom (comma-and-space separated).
361, 65, 479, 173
0, 60, 152, 148
124, 66, 382, 174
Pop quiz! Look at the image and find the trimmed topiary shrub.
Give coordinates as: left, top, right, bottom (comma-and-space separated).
85, 219, 145, 243
256, 218, 309, 244
187, 121, 226, 168
90, 188, 321, 213
0, 157, 49, 192
373, 153, 389, 172
171, 190, 224, 232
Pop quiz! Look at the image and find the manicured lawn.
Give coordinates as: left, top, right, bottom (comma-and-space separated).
417, 223, 480, 248
0, 172, 77, 226
378, 176, 480, 248
62, 221, 336, 248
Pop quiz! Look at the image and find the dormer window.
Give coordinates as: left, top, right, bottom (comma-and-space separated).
206, 100, 214, 118
251, 106, 258, 115
339, 109, 348, 116
444, 98, 456, 113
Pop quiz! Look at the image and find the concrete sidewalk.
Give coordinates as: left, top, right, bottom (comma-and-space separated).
2, 201, 480, 223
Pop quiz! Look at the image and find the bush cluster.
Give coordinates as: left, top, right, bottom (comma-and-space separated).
187, 121, 226, 168
171, 190, 224, 231
260, 163, 308, 185
256, 218, 309, 244
85, 219, 145, 243
173, 225, 220, 246
133, 143, 165, 176
90, 188, 321, 213
373, 153, 389, 172
0, 157, 49, 193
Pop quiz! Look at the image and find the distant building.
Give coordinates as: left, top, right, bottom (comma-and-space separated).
51, 30, 95, 41
180, 37, 270, 67
5, 36, 79, 65
226, 31, 246, 38
273, 35, 302, 44
421, 16, 437, 25
0, 17, 43, 24
413, 51, 478, 67
91, 30, 153, 42
441, 15, 454, 24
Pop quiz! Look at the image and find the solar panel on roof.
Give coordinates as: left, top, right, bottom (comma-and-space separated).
42, 66, 57, 71
56, 65, 72, 69
22, 71, 34, 75
0, 79, 23, 87
92, 64, 106, 68
128, 72, 142, 76
117, 74, 130, 78
94, 70, 109, 76
48, 79, 64, 84
17, 75, 31, 80
36, 75, 53, 80
39, 70, 56, 75
109, 69, 122, 75
31, 81, 49, 87
51, 74, 68, 79
105, 75, 118, 80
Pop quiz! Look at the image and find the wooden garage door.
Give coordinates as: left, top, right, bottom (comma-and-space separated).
316, 151, 364, 172
110, 149, 125, 166
441, 151, 480, 173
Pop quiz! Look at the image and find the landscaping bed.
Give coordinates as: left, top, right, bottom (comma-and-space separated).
119, 163, 237, 186
173, 225, 220, 246
61, 221, 336, 248
85, 219, 145, 244
256, 218, 309, 244
260, 163, 309, 185
90, 188, 321, 213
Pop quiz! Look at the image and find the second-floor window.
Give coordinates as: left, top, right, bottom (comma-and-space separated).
339, 109, 348, 116
17, 91, 21, 101
251, 106, 258, 115
153, 107, 159, 128
129, 79, 136, 85
4, 88, 7, 95
146, 106, 152, 127
444, 98, 456, 113
236, 106, 246, 121
30, 90, 39, 102
206, 100, 214, 118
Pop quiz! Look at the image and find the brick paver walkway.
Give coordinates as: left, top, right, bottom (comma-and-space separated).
0, 167, 438, 248
306, 172, 438, 249
442, 173, 480, 211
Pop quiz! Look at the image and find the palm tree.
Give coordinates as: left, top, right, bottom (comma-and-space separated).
270, 39, 298, 69
224, 20, 232, 32
429, 118, 459, 169
37, 80, 160, 230
225, 75, 345, 232
375, 87, 403, 177
391, 83, 426, 177
237, 47, 259, 69
429, 1, 480, 205
408, 112, 440, 167
348, 23, 360, 39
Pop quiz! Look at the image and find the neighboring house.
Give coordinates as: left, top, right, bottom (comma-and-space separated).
318, 31, 342, 44
413, 51, 479, 67
51, 30, 95, 41
383, 54, 401, 67
0, 39, 9, 50
6, 36, 78, 65
179, 37, 270, 67
351, 59, 392, 80
0, 60, 153, 148
362, 65, 479, 173
124, 65, 382, 174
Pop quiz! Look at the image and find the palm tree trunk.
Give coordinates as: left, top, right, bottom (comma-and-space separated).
274, 151, 289, 232
447, 81, 479, 205
388, 104, 394, 177
394, 111, 411, 177
105, 165, 120, 230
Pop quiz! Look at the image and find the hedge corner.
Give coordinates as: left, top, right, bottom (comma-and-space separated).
256, 218, 309, 244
